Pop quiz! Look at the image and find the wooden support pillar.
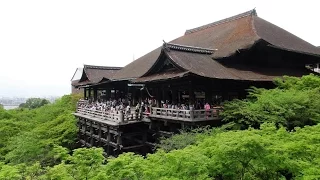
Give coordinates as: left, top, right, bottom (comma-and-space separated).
222, 91, 228, 101
106, 126, 110, 155
162, 86, 168, 103
98, 123, 102, 146
220, 81, 228, 101
106, 89, 111, 100
115, 89, 119, 100
78, 117, 82, 140
142, 129, 148, 154
188, 81, 195, 106
172, 88, 177, 105
90, 120, 94, 146
156, 87, 161, 107
132, 87, 136, 106
181, 122, 185, 129
116, 131, 122, 155
205, 88, 213, 104
117, 133, 122, 146
93, 88, 98, 101
140, 88, 144, 102
84, 88, 87, 99
83, 119, 87, 144
190, 110, 194, 121
124, 85, 128, 100
88, 88, 92, 100
119, 111, 124, 123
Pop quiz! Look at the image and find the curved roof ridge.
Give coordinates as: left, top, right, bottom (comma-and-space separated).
250, 12, 259, 39
165, 42, 217, 54
185, 9, 257, 35
84, 64, 122, 70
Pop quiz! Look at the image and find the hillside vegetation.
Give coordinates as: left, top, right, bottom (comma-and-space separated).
0, 75, 319, 179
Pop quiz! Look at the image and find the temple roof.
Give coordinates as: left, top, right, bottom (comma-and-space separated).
77, 64, 122, 86
112, 9, 320, 81
174, 9, 319, 58
133, 44, 313, 82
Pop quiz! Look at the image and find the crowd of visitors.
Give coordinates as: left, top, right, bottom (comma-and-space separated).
77, 98, 219, 117
77, 98, 159, 116
160, 100, 216, 111
78, 98, 134, 115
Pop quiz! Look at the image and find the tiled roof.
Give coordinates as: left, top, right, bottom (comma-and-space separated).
111, 48, 162, 80
135, 45, 314, 82
77, 65, 122, 86
165, 46, 313, 81
112, 9, 320, 81
133, 71, 189, 83
185, 9, 257, 35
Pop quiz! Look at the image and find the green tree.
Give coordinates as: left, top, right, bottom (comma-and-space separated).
0, 94, 81, 165
0, 164, 21, 180
221, 74, 320, 130
68, 148, 105, 180
157, 126, 216, 152
19, 98, 50, 109
1, 122, 320, 179
4, 113, 77, 165
42, 148, 105, 180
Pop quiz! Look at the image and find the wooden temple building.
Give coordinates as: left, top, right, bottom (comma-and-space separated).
72, 9, 320, 156
72, 64, 122, 99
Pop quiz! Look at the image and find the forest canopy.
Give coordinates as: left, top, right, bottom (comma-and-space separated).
221, 74, 320, 130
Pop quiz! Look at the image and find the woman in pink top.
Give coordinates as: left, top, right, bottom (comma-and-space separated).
204, 103, 211, 119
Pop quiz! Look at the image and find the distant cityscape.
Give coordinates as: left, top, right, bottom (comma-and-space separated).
0, 96, 60, 106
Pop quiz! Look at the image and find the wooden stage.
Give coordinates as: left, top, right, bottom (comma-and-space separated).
74, 106, 222, 156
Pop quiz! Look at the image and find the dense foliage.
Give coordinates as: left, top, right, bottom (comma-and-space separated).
0, 75, 319, 179
157, 127, 212, 152
18, 98, 50, 109
0, 94, 81, 165
221, 74, 320, 130
1, 123, 319, 179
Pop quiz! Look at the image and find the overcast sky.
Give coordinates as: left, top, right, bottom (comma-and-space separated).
0, 0, 319, 97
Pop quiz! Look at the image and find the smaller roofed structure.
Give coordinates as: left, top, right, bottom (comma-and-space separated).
75, 65, 122, 87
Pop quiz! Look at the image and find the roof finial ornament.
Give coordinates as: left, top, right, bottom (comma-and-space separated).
163, 40, 171, 52
251, 8, 257, 16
